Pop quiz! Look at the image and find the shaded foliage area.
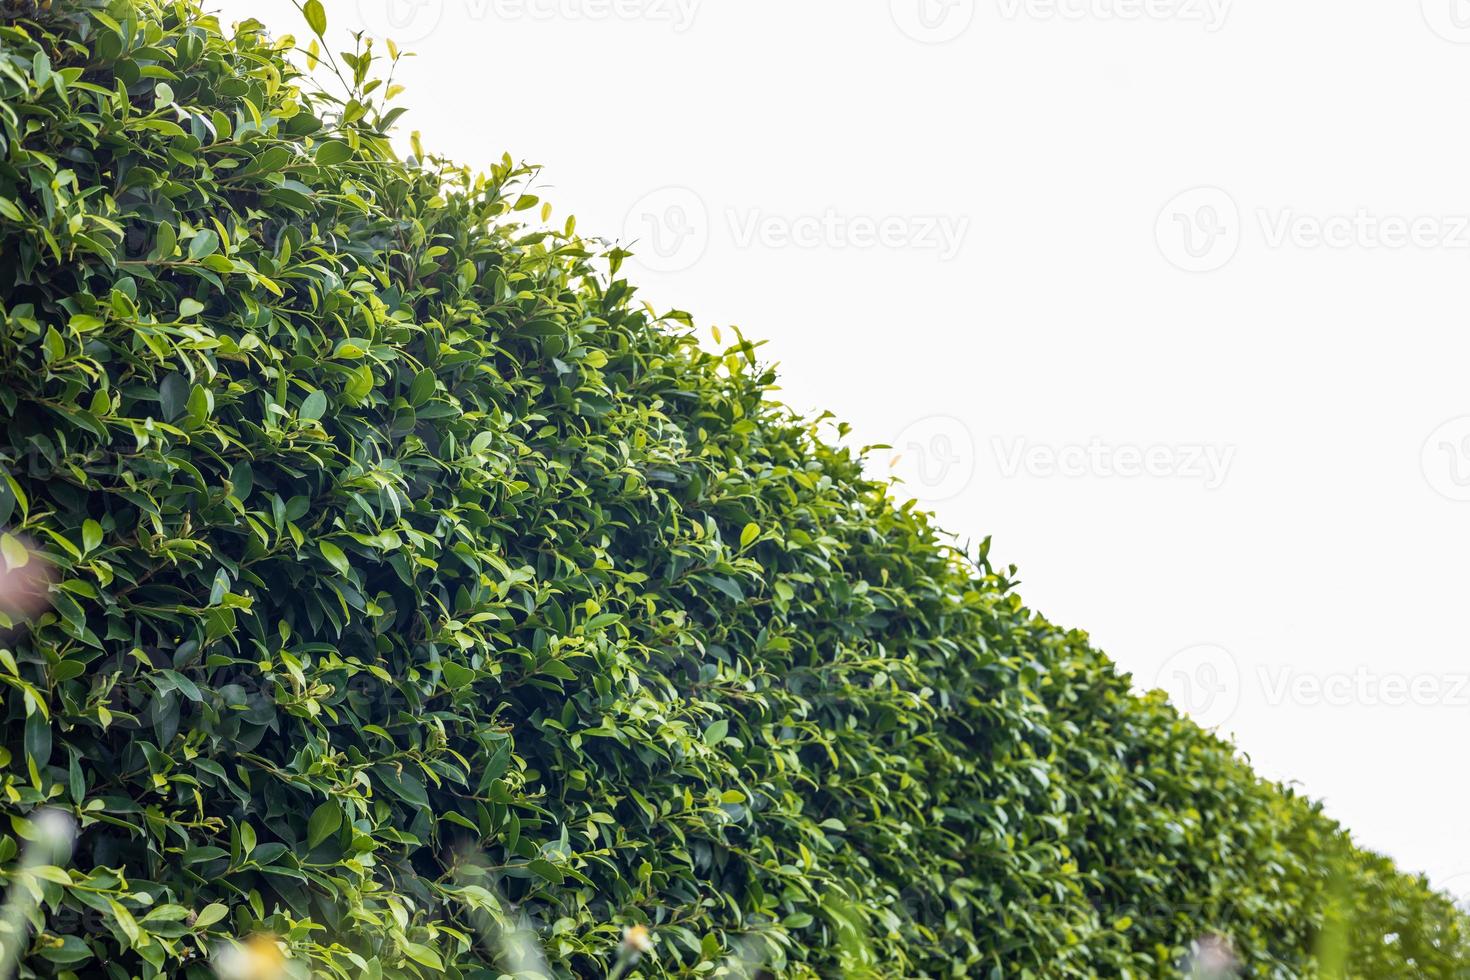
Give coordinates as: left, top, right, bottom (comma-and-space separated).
0, 1, 1463, 976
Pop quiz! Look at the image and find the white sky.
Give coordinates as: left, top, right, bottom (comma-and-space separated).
213, 0, 1470, 898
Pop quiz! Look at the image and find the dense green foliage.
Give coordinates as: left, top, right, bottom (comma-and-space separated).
0, 1, 1463, 977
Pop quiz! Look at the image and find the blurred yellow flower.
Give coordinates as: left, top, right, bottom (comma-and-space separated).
213, 934, 287, 980
622, 923, 652, 956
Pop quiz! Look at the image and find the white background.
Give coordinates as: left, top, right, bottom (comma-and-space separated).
214, 0, 1470, 898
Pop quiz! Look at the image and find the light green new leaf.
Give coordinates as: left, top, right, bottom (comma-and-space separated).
303, 0, 327, 37
318, 540, 350, 576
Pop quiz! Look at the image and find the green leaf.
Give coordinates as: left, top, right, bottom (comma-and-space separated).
528, 859, 564, 884
344, 363, 374, 401
42, 326, 65, 363
108, 900, 140, 945
142, 904, 190, 923
374, 767, 428, 807
398, 942, 442, 972
441, 661, 475, 690
185, 384, 212, 426
161, 670, 202, 702
28, 865, 70, 886
584, 612, 621, 632
81, 519, 102, 554
303, 0, 327, 36
159, 372, 188, 420
315, 140, 352, 166
299, 389, 327, 421
187, 229, 219, 259
152, 221, 177, 260
193, 903, 229, 930
38, 935, 92, 965
0, 533, 30, 570
307, 800, 343, 849
179, 297, 204, 318
318, 540, 350, 576
539, 659, 576, 681
408, 368, 436, 406
740, 522, 760, 549
229, 462, 255, 503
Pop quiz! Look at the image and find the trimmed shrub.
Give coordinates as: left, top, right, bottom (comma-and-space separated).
0, 1, 1463, 976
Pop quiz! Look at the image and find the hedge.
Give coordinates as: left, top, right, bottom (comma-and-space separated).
0, 1, 1464, 977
